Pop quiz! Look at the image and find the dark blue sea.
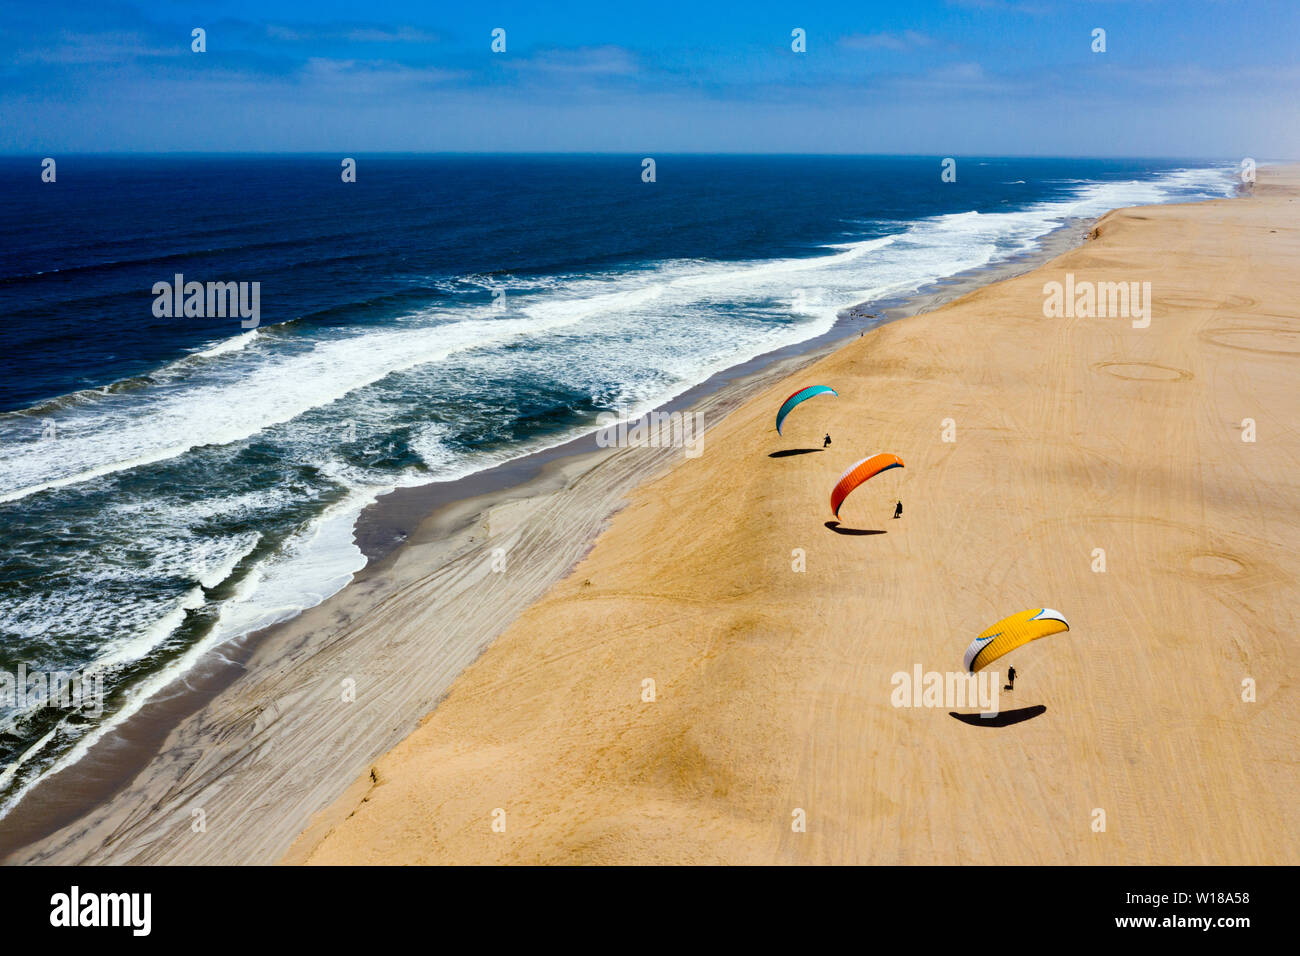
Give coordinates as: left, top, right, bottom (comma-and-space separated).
0, 154, 1236, 807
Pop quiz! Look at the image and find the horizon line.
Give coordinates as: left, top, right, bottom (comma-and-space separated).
0, 151, 1273, 162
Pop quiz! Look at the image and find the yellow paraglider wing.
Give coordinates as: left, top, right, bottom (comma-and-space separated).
963, 608, 1069, 673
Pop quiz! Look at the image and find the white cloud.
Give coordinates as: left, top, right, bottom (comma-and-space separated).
507, 46, 639, 76
16, 30, 181, 64
265, 24, 440, 44
840, 31, 935, 52
298, 58, 465, 91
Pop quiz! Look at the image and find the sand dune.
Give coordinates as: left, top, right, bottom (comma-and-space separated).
294, 168, 1300, 865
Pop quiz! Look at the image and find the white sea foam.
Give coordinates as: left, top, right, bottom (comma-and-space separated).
0, 490, 376, 816
191, 329, 262, 359
0, 313, 598, 504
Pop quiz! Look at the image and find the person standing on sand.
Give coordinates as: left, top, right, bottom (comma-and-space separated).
1005, 665, 1017, 692
823, 433, 832, 448
893, 500, 902, 519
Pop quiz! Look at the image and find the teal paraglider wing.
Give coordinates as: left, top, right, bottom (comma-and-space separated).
775, 386, 838, 435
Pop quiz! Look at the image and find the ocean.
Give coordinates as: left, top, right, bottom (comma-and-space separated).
0, 154, 1237, 810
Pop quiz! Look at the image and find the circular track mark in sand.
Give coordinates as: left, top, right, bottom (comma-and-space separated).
1187, 551, 1245, 577
1199, 327, 1300, 356
1094, 362, 1193, 382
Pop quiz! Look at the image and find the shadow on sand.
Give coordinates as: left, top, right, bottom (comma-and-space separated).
825, 521, 886, 536
769, 448, 822, 458
949, 705, 1047, 727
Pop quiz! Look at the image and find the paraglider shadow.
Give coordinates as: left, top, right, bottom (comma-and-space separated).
769, 448, 822, 458
824, 521, 885, 536
948, 705, 1046, 727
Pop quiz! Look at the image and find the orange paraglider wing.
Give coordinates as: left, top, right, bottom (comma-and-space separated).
830, 453, 905, 518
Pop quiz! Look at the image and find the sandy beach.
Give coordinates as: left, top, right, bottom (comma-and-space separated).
288, 166, 1300, 866
3, 170, 1293, 867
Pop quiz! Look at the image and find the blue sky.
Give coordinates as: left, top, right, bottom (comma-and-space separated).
1, 0, 1296, 155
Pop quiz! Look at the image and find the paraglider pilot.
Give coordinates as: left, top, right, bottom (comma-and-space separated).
893, 500, 903, 519
823, 433, 832, 448
1004, 665, 1016, 692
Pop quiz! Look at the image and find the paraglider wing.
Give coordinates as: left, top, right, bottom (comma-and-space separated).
962, 608, 1070, 673
829, 453, 904, 518
775, 386, 838, 435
